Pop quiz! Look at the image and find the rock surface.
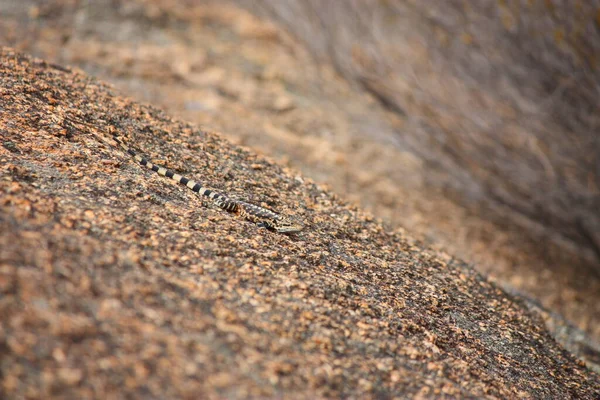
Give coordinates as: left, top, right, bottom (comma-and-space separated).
2, 0, 598, 350
1, 49, 599, 398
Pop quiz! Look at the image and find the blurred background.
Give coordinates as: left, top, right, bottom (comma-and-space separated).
1, 0, 598, 363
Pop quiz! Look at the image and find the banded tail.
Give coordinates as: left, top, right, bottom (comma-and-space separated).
110, 135, 238, 211
101, 132, 303, 233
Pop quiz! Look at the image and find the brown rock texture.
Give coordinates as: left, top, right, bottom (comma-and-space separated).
1, 49, 600, 398
1, 0, 598, 351
237, 0, 600, 267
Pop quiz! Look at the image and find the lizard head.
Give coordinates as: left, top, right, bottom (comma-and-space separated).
273, 215, 304, 233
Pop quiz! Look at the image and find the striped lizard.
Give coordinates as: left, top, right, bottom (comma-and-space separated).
99, 131, 304, 233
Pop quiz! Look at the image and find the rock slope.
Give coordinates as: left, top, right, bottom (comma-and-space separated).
1, 49, 599, 398
3, 0, 597, 345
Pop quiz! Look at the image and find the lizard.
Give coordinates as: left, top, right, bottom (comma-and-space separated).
97, 130, 304, 234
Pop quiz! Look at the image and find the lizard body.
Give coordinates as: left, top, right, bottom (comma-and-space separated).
107, 134, 303, 233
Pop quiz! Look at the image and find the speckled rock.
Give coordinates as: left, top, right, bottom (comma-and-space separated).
1, 48, 599, 399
